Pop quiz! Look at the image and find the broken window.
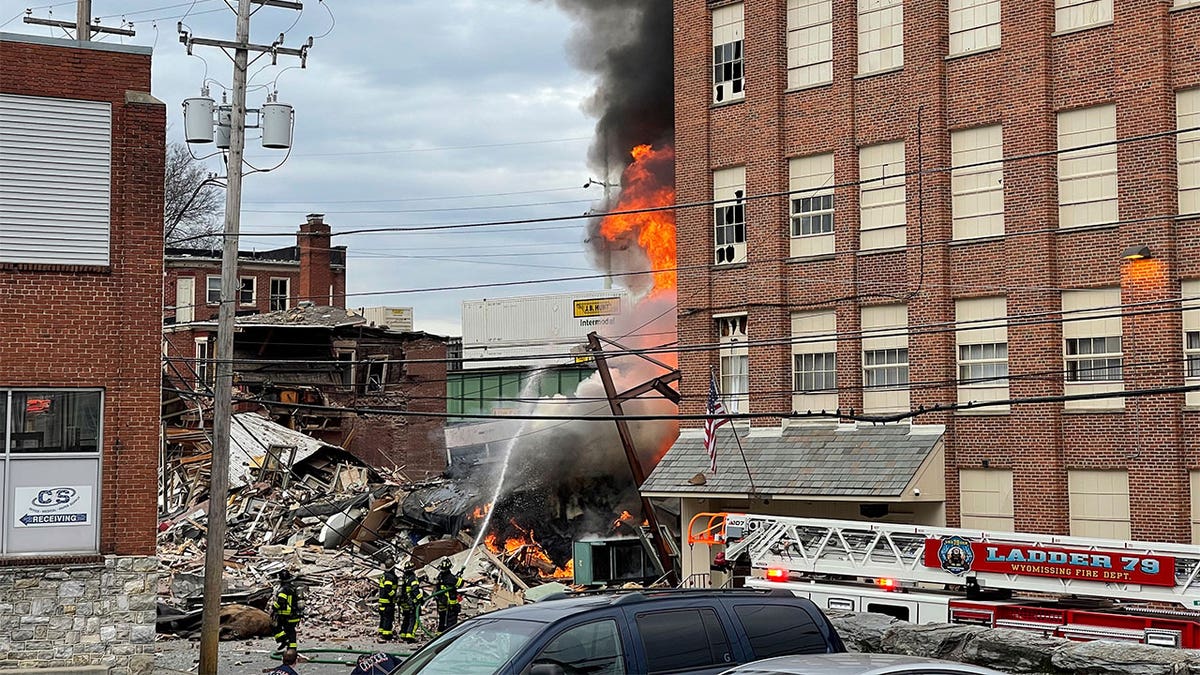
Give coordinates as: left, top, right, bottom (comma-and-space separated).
362, 356, 387, 394
270, 277, 290, 311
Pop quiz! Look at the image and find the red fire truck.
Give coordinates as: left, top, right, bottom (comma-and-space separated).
687, 512, 1200, 649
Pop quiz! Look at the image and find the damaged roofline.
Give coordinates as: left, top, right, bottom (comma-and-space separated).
638, 491, 943, 502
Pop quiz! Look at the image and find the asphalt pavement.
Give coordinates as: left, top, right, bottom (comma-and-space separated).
156, 636, 422, 674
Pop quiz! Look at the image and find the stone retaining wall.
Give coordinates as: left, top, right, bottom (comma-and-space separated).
830, 611, 1200, 674
0, 556, 158, 674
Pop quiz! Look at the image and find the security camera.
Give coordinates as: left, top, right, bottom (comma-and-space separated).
913, 488, 921, 496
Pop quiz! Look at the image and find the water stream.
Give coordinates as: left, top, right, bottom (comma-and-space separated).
461, 371, 543, 573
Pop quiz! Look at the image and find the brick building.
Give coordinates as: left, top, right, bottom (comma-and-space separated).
164, 212, 347, 324
644, 0, 1200, 577
0, 33, 161, 671
163, 305, 450, 477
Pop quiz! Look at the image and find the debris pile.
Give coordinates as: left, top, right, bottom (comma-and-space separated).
156, 412, 571, 643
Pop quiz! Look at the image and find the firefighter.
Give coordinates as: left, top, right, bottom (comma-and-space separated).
376, 556, 398, 642
398, 562, 424, 642
434, 559, 463, 634
272, 569, 302, 651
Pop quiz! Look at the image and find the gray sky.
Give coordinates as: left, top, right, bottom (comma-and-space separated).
2, 0, 613, 336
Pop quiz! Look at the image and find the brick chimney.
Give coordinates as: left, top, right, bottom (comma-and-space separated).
298, 213, 332, 306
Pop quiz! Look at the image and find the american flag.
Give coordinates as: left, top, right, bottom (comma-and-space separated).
704, 369, 730, 473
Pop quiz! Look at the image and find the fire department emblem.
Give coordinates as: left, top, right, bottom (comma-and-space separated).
937, 535, 974, 575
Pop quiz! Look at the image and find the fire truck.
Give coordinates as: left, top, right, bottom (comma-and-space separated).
687, 512, 1200, 649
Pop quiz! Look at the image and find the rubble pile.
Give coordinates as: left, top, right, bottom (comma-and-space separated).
156, 412, 571, 643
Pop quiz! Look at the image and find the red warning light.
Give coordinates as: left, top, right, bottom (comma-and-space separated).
875, 578, 897, 590
765, 568, 788, 582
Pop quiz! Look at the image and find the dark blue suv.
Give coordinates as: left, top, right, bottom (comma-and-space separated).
387, 589, 846, 675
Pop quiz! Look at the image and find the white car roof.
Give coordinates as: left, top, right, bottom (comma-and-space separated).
720, 653, 1005, 675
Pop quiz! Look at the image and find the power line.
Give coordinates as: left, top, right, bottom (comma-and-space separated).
240, 185, 589, 205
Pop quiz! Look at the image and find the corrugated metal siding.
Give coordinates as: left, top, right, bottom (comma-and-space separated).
0, 93, 112, 265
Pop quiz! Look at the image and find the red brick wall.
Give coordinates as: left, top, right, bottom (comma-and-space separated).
674, 1, 1200, 542
0, 37, 164, 556
165, 260, 304, 322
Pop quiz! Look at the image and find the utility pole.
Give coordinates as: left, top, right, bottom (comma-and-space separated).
22, 0, 136, 39
75, 0, 89, 41
180, 1, 309, 672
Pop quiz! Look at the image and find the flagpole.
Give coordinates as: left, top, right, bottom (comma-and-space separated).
728, 424, 758, 497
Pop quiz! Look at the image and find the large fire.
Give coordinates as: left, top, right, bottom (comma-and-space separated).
598, 144, 677, 294
484, 520, 574, 580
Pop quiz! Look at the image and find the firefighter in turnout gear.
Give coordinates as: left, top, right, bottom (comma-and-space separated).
272, 569, 302, 651
376, 556, 398, 642
398, 563, 424, 642
434, 559, 463, 635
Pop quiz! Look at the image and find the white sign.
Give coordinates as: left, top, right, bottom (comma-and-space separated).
13, 486, 93, 528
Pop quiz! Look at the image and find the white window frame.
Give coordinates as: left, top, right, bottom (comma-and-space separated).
1054, 0, 1112, 33
712, 3, 745, 104
792, 310, 838, 415
861, 304, 909, 413
789, 153, 835, 258
859, 141, 906, 251
949, 0, 1000, 55
1062, 288, 1123, 410
714, 166, 747, 265
857, 0, 904, 76
1065, 337, 1123, 382
787, 0, 833, 89
1192, 470, 1200, 544
951, 125, 1004, 240
362, 355, 388, 394
194, 338, 212, 387
206, 275, 221, 305
1058, 105, 1117, 229
269, 277, 290, 312
718, 315, 749, 415
239, 276, 256, 306
955, 296, 1009, 412
1179, 89, 1200, 216
1184, 279, 1200, 408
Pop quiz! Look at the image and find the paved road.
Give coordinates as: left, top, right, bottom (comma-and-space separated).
157, 636, 422, 674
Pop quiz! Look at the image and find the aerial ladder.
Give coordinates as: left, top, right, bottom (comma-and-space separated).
688, 512, 1200, 649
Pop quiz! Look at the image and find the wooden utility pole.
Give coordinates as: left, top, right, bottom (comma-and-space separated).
586, 332, 680, 584
22, 0, 136, 38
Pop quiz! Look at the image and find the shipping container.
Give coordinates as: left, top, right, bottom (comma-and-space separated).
359, 306, 414, 332
461, 290, 629, 369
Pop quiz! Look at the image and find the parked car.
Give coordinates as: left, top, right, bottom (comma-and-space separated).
717, 653, 1006, 675
386, 588, 846, 675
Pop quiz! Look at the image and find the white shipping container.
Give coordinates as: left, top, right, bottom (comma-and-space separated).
461, 290, 630, 369
360, 306, 414, 332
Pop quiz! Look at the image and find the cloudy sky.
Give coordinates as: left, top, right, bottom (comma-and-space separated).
2, 0, 618, 336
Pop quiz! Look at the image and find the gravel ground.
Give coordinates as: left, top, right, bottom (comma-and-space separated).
156, 636, 424, 674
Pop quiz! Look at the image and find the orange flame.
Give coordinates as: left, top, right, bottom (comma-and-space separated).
469, 503, 493, 521
598, 144, 677, 294
483, 521, 573, 579
612, 510, 634, 530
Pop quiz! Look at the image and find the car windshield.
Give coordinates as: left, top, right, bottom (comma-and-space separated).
389, 617, 545, 675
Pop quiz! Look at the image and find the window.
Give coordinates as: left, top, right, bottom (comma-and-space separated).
195, 339, 212, 387
239, 277, 256, 305
1179, 89, 1200, 216
718, 315, 749, 414
949, 0, 1000, 54
714, 166, 747, 265
0, 389, 103, 556
532, 621, 625, 675
1062, 288, 1123, 410
951, 125, 1004, 240
862, 304, 908, 413
270, 277, 290, 311
792, 310, 837, 414
362, 356, 388, 394
712, 3, 745, 104
789, 153, 835, 258
859, 141, 906, 251
787, 0, 832, 89
206, 275, 221, 305
1192, 470, 1200, 544
959, 469, 1014, 531
335, 349, 356, 387
1186, 280, 1200, 408
733, 603, 828, 659
1068, 470, 1130, 539
1055, 0, 1112, 33
956, 297, 1009, 410
858, 0, 904, 75
0, 94, 111, 266
1058, 105, 1117, 229
636, 609, 731, 674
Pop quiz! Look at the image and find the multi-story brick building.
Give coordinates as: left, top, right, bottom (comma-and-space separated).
0, 32, 162, 671
643, 0, 1200, 577
164, 212, 347, 324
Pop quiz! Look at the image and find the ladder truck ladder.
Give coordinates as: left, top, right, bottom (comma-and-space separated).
688, 512, 1200, 609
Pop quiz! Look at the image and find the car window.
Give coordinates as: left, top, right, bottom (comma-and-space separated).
636, 608, 733, 673
527, 619, 626, 675
390, 618, 543, 675
732, 604, 828, 659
